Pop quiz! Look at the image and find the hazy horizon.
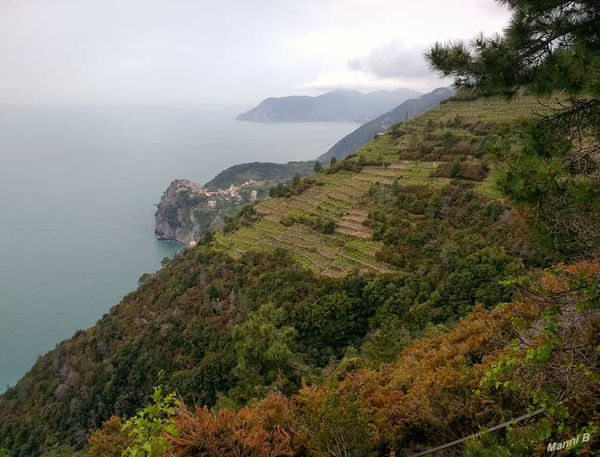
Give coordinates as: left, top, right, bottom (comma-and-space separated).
0, 0, 510, 106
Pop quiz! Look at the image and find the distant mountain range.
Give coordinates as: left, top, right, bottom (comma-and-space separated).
317, 87, 454, 162
237, 88, 422, 123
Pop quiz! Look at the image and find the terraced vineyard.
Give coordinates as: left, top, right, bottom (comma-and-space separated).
211, 95, 551, 277
213, 167, 392, 277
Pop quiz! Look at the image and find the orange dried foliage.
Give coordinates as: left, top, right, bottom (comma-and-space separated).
165, 259, 599, 456
88, 416, 133, 457
169, 393, 297, 457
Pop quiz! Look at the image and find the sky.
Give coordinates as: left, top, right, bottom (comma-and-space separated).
0, 0, 511, 106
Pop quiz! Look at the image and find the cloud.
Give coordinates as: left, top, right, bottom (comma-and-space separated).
347, 40, 430, 79
299, 67, 447, 93
0, 0, 510, 104
298, 39, 449, 93
300, 69, 401, 92
294, 0, 510, 95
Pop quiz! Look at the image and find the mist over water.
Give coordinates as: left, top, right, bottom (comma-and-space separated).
0, 104, 358, 391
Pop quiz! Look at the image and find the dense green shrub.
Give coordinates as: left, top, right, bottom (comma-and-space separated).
280, 209, 335, 234
222, 204, 261, 233
496, 119, 600, 256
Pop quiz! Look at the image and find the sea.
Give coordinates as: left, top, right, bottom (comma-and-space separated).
0, 104, 359, 391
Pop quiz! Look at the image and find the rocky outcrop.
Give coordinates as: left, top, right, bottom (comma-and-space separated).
155, 179, 209, 244
155, 161, 319, 244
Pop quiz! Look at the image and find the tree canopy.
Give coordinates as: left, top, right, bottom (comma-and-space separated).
426, 0, 600, 99
427, 0, 600, 256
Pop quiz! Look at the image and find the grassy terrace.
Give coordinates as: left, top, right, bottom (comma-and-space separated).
213, 166, 392, 277
211, 95, 547, 276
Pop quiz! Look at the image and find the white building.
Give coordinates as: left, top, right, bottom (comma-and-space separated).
250, 190, 258, 200
207, 200, 217, 208
228, 184, 239, 198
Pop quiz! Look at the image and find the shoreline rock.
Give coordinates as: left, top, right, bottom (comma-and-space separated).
155, 179, 212, 244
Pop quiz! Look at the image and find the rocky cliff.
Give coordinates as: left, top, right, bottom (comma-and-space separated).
155, 162, 317, 244
155, 179, 221, 244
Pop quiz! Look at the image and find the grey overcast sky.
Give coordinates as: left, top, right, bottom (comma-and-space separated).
0, 0, 510, 105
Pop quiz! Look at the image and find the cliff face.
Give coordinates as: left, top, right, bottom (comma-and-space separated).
155, 179, 213, 244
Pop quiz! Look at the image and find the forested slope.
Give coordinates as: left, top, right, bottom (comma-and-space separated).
3, 90, 598, 456
4, 0, 599, 454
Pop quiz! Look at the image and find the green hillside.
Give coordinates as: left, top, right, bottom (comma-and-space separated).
3, 1, 598, 454
204, 161, 316, 191
3, 92, 595, 457
213, 95, 553, 277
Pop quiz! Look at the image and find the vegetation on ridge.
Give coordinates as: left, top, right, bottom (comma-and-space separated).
1, 1, 599, 455
90, 260, 599, 457
1, 90, 555, 456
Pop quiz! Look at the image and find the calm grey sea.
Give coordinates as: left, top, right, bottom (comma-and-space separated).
0, 104, 358, 391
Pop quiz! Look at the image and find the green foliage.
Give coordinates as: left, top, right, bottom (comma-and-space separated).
477, 133, 510, 158
359, 315, 411, 367
205, 161, 315, 191
228, 304, 305, 403
462, 421, 556, 457
313, 161, 323, 173
463, 434, 512, 457
4, 81, 600, 457
199, 231, 214, 245
39, 445, 82, 457
391, 123, 406, 138
452, 113, 463, 128
292, 173, 301, 187
138, 273, 151, 287
269, 176, 315, 197
269, 182, 291, 198
291, 288, 374, 365
121, 387, 177, 457
280, 209, 335, 234
496, 119, 600, 255
442, 131, 459, 151
302, 392, 370, 457
330, 157, 337, 165
5, 241, 467, 455
222, 204, 261, 233
426, 1, 600, 99
449, 160, 461, 178
0, 448, 10, 457
325, 159, 364, 174
426, 0, 600, 259
367, 181, 535, 324
478, 267, 600, 444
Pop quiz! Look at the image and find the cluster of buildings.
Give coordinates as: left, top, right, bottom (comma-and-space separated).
199, 180, 258, 209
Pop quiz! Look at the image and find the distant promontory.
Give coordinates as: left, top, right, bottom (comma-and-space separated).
237, 88, 422, 123
155, 161, 315, 244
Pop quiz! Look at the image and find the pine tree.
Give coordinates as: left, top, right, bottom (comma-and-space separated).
292, 173, 301, 187
426, 1, 600, 100
426, 0, 600, 255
